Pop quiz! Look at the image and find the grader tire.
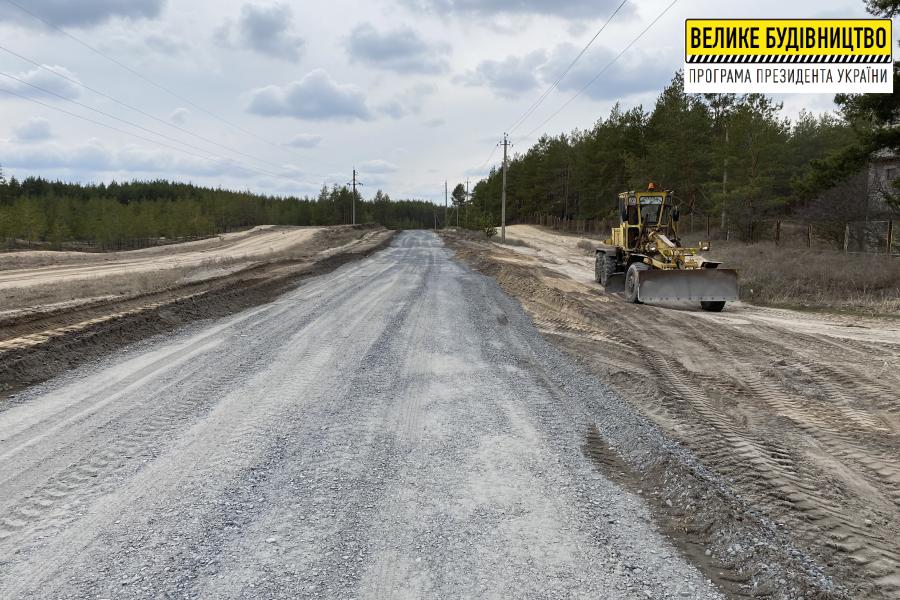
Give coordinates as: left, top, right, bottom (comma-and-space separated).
595, 253, 616, 287
625, 263, 649, 304
701, 300, 726, 312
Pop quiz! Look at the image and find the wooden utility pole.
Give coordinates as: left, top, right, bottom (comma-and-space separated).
501, 133, 510, 243
888, 219, 894, 255
444, 180, 448, 228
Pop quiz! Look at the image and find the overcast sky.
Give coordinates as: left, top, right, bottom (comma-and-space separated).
0, 0, 894, 202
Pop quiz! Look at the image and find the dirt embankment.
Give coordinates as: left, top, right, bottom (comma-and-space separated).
444, 226, 900, 600
0, 225, 395, 394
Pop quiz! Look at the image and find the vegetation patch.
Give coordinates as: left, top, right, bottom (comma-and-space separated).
713, 241, 900, 315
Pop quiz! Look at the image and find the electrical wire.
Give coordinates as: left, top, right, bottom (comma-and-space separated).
1, 0, 292, 154
523, 0, 679, 141
0, 87, 314, 185
474, 143, 500, 173
508, 0, 629, 134
0, 44, 313, 176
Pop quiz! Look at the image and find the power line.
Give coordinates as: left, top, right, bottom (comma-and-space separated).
0, 71, 321, 184
508, 0, 629, 134
0, 44, 312, 176
0, 87, 312, 185
1, 72, 227, 163
523, 0, 679, 141
474, 144, 499, 173
1, 0, 290, 153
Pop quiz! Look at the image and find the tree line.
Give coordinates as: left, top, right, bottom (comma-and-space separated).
463, 70, 897, 241
0, 176, 438, 249
462, 0, 899, 240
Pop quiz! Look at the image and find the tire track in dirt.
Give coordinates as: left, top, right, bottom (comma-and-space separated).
0, 245, 403, 542
0, 242, 411, 598
0, 228, 395, 397
445, 230, 900, 599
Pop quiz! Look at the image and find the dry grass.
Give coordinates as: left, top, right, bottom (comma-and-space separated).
710, 241, 900, 315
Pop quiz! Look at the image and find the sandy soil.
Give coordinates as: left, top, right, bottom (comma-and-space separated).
0, 226, 326, 313
449, 225, 900, 599
0, 225, 393, 391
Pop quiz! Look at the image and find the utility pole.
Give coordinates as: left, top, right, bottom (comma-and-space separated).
465, 178, 469, 228
721, 125, 728, 231
444, 180, 448, 229
501, 132, 511, 243
347, 168, 363, 225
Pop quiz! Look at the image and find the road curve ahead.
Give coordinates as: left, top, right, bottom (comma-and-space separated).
0, 231, 720, 599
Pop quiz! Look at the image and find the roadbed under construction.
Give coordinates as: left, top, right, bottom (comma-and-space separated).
443, 225, 900, 599
0, 225, 395, 395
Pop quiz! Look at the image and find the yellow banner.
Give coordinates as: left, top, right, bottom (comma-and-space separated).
685, 19, 892, 58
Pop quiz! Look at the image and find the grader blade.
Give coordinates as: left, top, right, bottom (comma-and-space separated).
637, 269, 738, 303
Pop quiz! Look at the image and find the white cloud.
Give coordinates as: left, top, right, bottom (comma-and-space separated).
144, 33, 189, 55
456, 43, 672, 103
404, 0, 631, 20
378, 83, 436, 118
347, 23, 450, 74
358, 159, 398, 174
2, 139, 256, 179
2, 65, 83, 101
216, 3, 305, 62
287, 133, 323, 148
540, 43, 673, 101
12, 117, 53, 143
0, 0, 165, 28
246, 69, 372, 121
456, 50, 546, 98
169, 108, 189, 124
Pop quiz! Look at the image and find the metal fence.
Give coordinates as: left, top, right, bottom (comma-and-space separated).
521, 213, 898, 256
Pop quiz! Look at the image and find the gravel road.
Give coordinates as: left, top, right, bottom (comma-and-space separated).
0, 231, 720, 599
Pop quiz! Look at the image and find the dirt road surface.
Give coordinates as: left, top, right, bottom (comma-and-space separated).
0, 231, 722, 599
448, 225, 900, 598
0, 226, 392, 393
0, 226, 331, 315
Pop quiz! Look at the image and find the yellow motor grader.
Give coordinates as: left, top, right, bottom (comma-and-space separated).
594, 185, 738, 312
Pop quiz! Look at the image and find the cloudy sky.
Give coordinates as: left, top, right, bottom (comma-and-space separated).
0, 0, 894, 202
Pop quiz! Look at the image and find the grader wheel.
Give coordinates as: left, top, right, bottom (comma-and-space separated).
625, 263, 649, 304
701, 300, 726, 312
595, 253, 616, 286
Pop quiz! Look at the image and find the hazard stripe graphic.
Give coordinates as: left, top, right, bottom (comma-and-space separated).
687, 54, 893, 64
